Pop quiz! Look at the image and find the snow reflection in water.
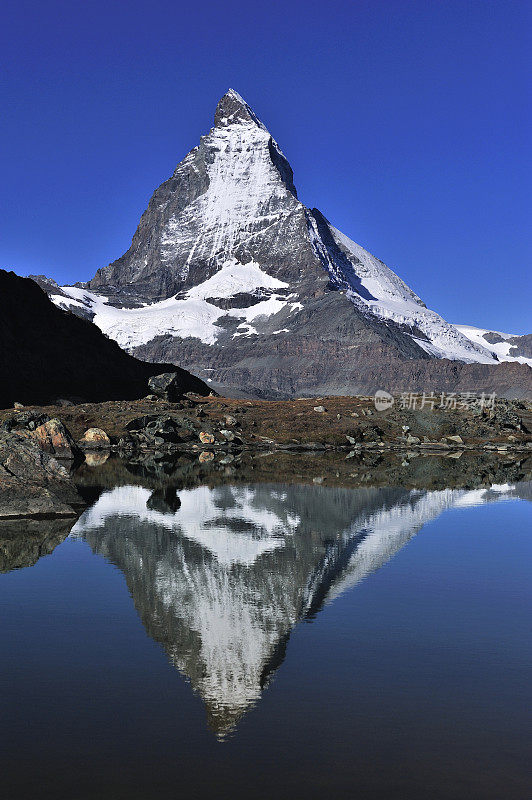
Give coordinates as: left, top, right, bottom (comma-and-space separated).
70, 481, 525, 737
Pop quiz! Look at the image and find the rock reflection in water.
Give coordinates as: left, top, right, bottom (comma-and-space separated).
70, 481, 522, 737
0, 517, 72, 572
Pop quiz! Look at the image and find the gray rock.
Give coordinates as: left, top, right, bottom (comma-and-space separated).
3, 413, 81, 460
0, 431, 83, 518
148, 372, 192, 402
125, 414, 196, 445
2, 411, 50, 433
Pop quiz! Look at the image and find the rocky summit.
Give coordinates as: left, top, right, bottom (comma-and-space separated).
38, 90, 532, 398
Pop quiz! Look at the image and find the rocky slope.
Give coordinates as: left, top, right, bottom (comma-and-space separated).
4, 393, 530, 457
36, 90, 532, 397
0, 270, 210, 408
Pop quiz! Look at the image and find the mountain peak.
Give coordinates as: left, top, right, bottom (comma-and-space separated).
214, 88, 264, 129
79, 91, 516, 394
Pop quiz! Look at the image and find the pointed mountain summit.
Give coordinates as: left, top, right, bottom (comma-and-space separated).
214, 88, 265, 128
89, 87, 303, 301
43, 91, 532, 397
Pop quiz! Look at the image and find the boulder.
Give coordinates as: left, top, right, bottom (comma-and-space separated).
125, 414, 196, 444
31, 419, 81, 459
0, 431, 83, 518
199, 431, 215, 444
148, 372, 191, 402
3, 412, 81, 459
79, 427, 111, 449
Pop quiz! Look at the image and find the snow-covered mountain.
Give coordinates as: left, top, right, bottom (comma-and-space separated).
36, 89, 532, 397
72, 480, 522, 737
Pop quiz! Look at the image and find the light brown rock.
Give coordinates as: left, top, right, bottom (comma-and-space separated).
446, 435, 464, 444
30, 419, 80, 459
79, 427, 111, 449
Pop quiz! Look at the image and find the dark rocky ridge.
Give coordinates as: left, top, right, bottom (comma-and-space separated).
0, 270, 210, 408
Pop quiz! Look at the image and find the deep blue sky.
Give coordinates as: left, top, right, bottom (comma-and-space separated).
2, 0, 530, 331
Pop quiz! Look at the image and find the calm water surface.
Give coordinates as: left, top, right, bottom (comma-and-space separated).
1, 480, 531, 799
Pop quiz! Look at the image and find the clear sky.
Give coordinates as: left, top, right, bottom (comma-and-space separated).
2, 0, 530, 332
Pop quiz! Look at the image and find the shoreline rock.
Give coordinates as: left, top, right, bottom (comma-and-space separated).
0, 431, 84, 519
79, 427, 111, 450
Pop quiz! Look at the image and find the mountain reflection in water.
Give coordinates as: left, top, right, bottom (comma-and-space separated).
69, 480, 525, 738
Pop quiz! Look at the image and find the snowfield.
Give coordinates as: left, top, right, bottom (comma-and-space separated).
454, 324, 532, 368
50, 263, 528, 366
51, 259, 294, 347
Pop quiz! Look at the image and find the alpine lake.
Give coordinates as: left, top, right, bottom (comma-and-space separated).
1, 450, 531, 800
